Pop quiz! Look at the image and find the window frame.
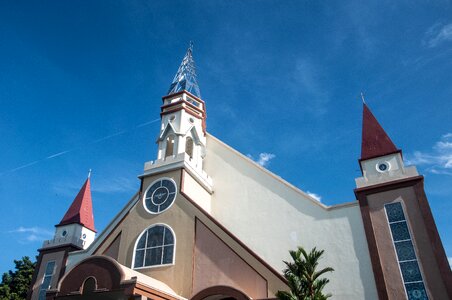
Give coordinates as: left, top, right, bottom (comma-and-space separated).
132, 223, 176, 270
185, 136, 194, 159
384, 202, 429, 299
165, 134, 176, 157
142, 177, 178, 215
38, 260, 56, 300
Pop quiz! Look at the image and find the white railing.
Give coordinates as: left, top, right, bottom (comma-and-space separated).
42, 235, 85, 248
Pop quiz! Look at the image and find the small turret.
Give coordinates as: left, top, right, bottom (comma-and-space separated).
45, 173, 96, 250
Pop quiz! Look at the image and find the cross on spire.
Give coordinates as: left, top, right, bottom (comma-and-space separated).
167, 43, 201, 98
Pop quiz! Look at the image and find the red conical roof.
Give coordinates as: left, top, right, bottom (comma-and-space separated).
57, 177, 96, 232
361, 103, 400, 160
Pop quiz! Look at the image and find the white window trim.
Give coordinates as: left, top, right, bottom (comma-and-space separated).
131, 223, 176, 270
38, 260, 56, 300
142, 177, 178, 215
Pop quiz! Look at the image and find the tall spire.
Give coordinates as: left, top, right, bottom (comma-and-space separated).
167, 42, 201, 98
361, 103, 399, 160
57, 176, 96, 232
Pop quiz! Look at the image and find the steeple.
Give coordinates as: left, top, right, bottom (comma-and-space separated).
143, 44, 212, 194
57, 176, 96, 232
361, 103, 399, 160
356, 102, 418, 188
41, 174, 97, 250
167, 42, 201, 98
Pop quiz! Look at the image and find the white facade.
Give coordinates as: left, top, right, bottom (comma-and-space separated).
204, 134, 379, 300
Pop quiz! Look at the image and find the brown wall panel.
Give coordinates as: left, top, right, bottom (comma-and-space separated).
193, 219, 267, 299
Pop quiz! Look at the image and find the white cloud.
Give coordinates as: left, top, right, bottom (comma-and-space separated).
257, 153, 276, 167
248, 153, 276, 167
424, 22, 452, 48
9, 226, 54, 244
307, 191, 322, 202
406, 133, 452, 175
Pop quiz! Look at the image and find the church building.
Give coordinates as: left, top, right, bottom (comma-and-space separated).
28, 46, 451, 300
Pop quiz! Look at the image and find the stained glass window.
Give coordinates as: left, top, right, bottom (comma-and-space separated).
385, 202, 428, 299
133, 225, 175, 268
144, 178, 177, 214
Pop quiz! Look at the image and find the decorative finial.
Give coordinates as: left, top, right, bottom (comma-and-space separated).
167, 43, 201, 98
361, 92, 366, 104
88, 169, 92, 179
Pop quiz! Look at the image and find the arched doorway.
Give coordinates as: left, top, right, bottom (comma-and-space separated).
191, 286, 251, 300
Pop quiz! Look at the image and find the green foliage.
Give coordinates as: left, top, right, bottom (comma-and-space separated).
0, 256, 36, 300
276, 247, 334, 300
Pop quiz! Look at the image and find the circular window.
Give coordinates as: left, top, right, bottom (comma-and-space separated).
62, 230, 67, 237
82, 233, 87, 239
169, 115, 176, 121
144, 178, 177, 214
189, 117, 194, 123
377, 162, 390, 172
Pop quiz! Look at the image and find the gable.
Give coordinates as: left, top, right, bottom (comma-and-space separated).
193, 219, 267, 298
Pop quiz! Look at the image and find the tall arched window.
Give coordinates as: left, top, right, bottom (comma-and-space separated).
133, 224, 175, 268
165, 135, 175, 157
185, 137, 194, 158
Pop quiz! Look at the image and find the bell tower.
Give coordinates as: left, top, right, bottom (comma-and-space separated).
28, 174, 96, 300
143, 43, 212, 192
354, 103, 451, 299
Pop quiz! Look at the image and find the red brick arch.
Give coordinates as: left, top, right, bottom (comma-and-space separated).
57, 255, 124, 295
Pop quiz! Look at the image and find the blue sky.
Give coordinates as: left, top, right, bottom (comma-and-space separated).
0, 1, 451, 273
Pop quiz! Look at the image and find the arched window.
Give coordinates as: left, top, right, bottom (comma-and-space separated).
185, 137, 194, 158
165, 135, 175, 157
82, 277, 97, 294
133, 224, 175, 268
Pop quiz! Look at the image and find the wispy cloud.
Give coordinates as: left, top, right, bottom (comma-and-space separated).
306, 191, 322, 202
0, 118, 160, 176
247, 152, 276, 167
406, 133, 452, 175
291, 59, 329, 116
53, 175, 139, 197
92, 176, 139, 194
423, 22, 452, 48
9, 226, 54, 243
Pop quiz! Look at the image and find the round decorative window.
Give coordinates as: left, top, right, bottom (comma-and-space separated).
144, 178, 177, 214
62, 230, 67, 237
377, 162, 390, 172
82, 233, 87, 239
189, 117, 194, 123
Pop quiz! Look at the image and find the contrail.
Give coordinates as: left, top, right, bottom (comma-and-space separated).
0, 118, 160, 176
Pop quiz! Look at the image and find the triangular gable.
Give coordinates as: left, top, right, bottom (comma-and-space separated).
158, 122, 180, 142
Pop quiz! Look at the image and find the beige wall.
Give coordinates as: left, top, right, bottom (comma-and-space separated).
87, 167, 288, 299
367, 187, 449, 299
204, 134, 378, 300
92, 170, 195, 298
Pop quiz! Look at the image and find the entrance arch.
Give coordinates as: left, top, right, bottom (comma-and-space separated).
191, 286, 251, 300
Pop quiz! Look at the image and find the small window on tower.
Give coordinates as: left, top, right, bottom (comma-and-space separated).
165, 135, 175, 157
185, 137, 194, 159
38, 261, 55, 300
